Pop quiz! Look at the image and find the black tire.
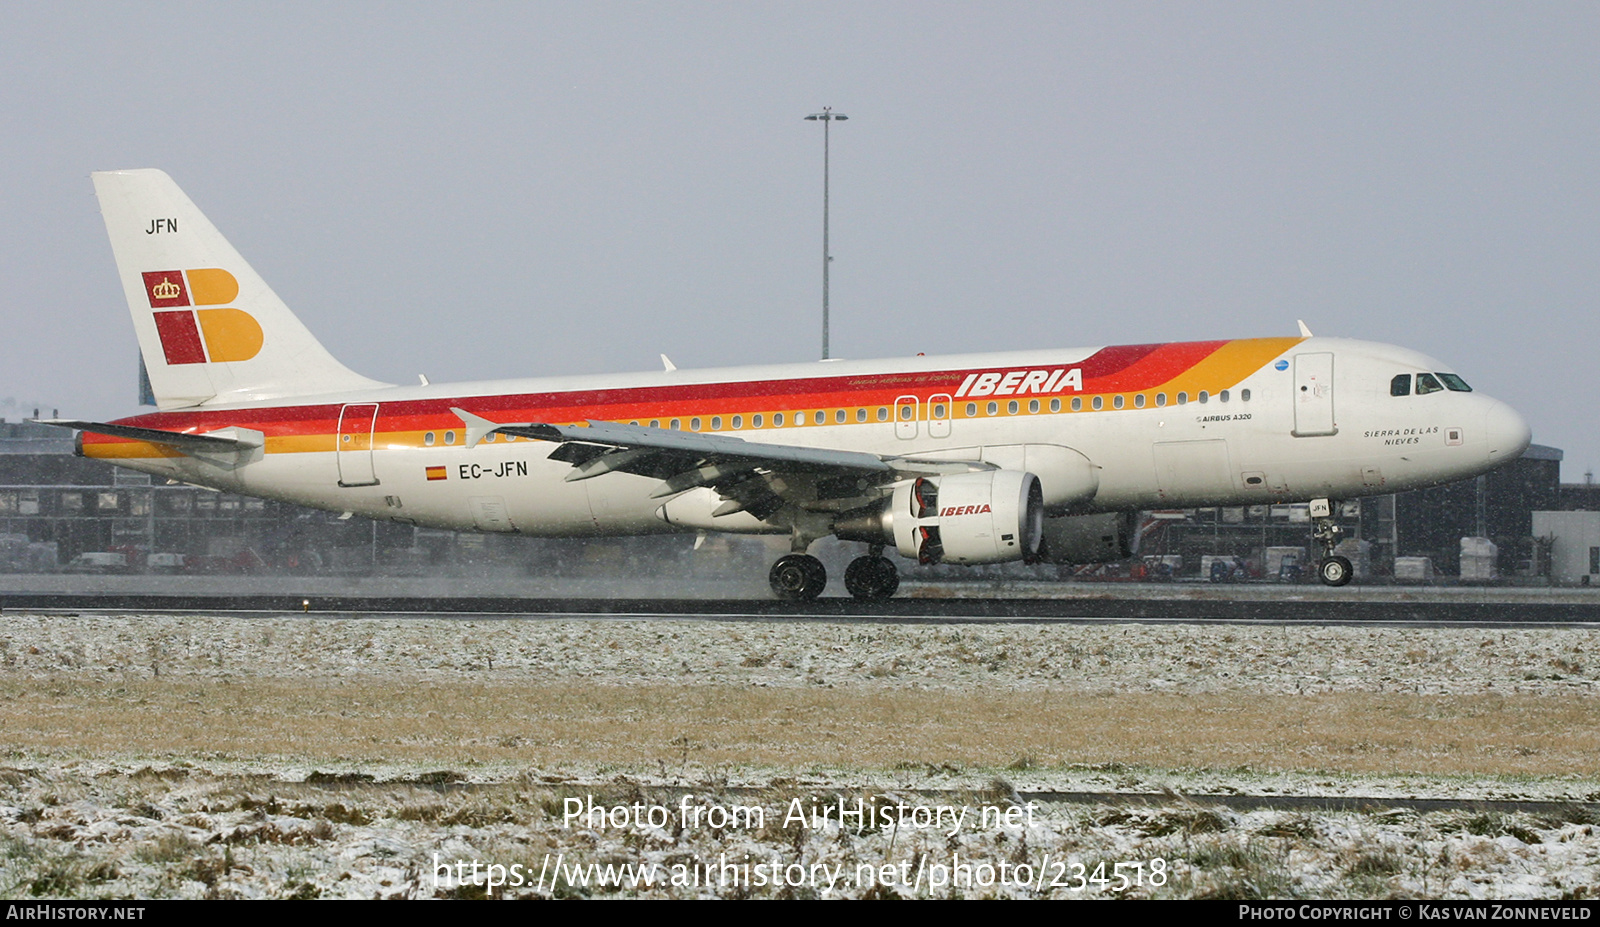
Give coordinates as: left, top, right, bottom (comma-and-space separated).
1318, 556, 1353, 587
801, 555, 827, 598
770, 554, 827, 601
844, 556, 900, 601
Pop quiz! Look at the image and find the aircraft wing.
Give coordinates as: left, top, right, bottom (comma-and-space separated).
451, 408, 983, 520
509, 420, 893, 475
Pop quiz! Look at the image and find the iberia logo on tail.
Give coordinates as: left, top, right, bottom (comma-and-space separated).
140, 268, 263, 364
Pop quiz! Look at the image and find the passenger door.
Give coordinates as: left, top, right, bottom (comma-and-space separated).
336, 403, 380, 487
1292, 353, 1337, 437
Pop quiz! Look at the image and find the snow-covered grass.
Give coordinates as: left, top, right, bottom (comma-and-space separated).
2, 614, 1599, 898
4, 767, 1600, 899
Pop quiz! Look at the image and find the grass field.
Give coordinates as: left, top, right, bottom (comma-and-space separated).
4, 676, 1600, 779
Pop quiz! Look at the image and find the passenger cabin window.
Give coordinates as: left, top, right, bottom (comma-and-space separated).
1415, 373, 1444, 395
1391, 374, 1411, 397
1437, 373, 1473, 392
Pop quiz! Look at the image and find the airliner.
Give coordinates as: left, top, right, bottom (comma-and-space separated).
44, 169, 1533, 600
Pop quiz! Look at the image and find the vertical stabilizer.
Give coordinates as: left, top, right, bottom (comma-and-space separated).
92, 169, 389, 408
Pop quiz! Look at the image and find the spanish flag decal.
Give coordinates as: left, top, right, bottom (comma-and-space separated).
425, 466, 447, 481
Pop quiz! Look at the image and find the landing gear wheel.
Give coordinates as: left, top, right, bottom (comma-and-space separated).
844, 556, 900, 601
1318, 556, 1353, 587
770, 554, 827, 601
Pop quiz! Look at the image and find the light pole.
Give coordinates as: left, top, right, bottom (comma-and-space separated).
805, 107, 847, 359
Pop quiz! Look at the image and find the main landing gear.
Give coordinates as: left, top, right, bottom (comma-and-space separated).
768, 547, 902, 602
1309, 498, 1353, 587
844, 549, 899, 601
769, 554, 827, 601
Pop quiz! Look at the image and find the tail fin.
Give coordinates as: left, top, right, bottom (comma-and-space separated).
92, 169, 388, 408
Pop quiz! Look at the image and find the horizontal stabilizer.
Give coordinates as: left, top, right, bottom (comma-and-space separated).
35, 419, 263, 452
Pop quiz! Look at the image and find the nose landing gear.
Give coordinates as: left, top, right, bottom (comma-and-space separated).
1310, 498, 1353, 587
1317, 554, 1353, 586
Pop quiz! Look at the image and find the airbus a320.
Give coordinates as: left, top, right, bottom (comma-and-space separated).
45, 170, 1532, 599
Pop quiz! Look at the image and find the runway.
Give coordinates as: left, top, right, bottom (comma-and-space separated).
5, 577, 1598, 624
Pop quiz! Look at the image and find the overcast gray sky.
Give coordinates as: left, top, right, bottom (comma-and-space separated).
5, 2, 1597, 479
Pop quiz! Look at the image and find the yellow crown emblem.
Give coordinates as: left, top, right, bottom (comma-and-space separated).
151, 278, 181, 300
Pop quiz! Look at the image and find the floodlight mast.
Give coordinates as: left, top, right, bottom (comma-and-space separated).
805, 107, 847, 360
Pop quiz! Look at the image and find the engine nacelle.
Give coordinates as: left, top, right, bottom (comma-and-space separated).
837, 470, 1044, 565
1035, 512, 1136, 564
975, 444, 1099, 513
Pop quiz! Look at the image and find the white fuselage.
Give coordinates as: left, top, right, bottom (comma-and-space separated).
85, 335, 1532, 546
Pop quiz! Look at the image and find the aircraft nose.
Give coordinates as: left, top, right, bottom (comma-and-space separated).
1484, 399, 1532, 463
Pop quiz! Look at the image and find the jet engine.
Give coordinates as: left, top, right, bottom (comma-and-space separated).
835, 470, 1044, 565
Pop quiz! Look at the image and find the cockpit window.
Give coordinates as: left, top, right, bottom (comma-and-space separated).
1437, 372, 1472, 392
1390, 374, 1411, 397
1415, 372, 1444, 395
